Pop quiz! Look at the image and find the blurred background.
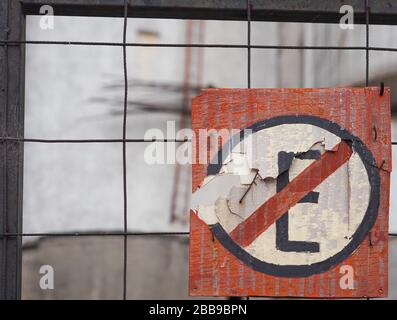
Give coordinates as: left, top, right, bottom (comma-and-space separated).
21, 16, 396, 299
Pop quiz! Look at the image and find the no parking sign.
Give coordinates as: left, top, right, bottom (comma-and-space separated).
190, 88, 391, 298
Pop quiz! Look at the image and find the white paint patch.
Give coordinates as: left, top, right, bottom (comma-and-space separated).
247, 124, 341, 179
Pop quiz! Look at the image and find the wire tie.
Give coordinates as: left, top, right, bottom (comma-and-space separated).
379, 82, 384, 96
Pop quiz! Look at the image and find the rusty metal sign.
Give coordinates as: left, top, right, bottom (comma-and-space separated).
190, 88, 391, 298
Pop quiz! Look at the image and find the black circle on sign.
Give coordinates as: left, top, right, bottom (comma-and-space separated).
207, 115, 380, 277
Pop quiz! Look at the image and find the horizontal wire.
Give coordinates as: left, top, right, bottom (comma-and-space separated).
0, 231, 395, 237
1, 138, 396, 145
1, 231, 396, 237
0, 137, 190, 143
2, 40, 397, 52
0, 231, 189, 237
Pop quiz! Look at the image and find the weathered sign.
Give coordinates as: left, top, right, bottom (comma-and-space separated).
190, 88, 391, 298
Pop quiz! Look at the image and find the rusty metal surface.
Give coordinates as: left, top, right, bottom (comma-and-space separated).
0, 0, 25, 300
19, 0, 397, 25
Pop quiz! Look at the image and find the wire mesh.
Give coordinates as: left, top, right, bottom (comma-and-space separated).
0, 0, 396, 300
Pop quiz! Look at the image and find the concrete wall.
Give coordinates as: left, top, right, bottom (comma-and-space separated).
21, 236, 397, 299
22, 236, 189, 299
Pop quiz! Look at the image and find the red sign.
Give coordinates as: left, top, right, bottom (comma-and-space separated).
190, 88, 391, 298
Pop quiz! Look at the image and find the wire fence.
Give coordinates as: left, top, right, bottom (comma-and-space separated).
0, 0, 396, 299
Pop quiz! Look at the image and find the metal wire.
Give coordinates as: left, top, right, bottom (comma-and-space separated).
247, 0, 251, 89
2, 40, 397, 52
1, 0, 10, 300
366, 0, 370, 86
122, 0, 129, 300
0, 231, 189, 237
1, 231, 395, 238
0, 137, 190, 143
0, 137, 394, 145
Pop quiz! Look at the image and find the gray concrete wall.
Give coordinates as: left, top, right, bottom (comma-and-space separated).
21, 236, 397, 299
22, 236, 189, 299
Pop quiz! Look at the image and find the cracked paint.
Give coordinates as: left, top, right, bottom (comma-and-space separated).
190, 87, 390, 298
193, 123, 370, 265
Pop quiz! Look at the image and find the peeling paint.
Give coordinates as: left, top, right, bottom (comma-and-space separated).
194, 123, 370, 266
190, 87, 390, 298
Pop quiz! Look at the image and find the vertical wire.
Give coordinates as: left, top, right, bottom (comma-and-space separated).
122, 0, 129, 300
365, 0, 370, 86
365, 0, 371, 301
247, 0, 251, 89
246, 0, 251, 301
